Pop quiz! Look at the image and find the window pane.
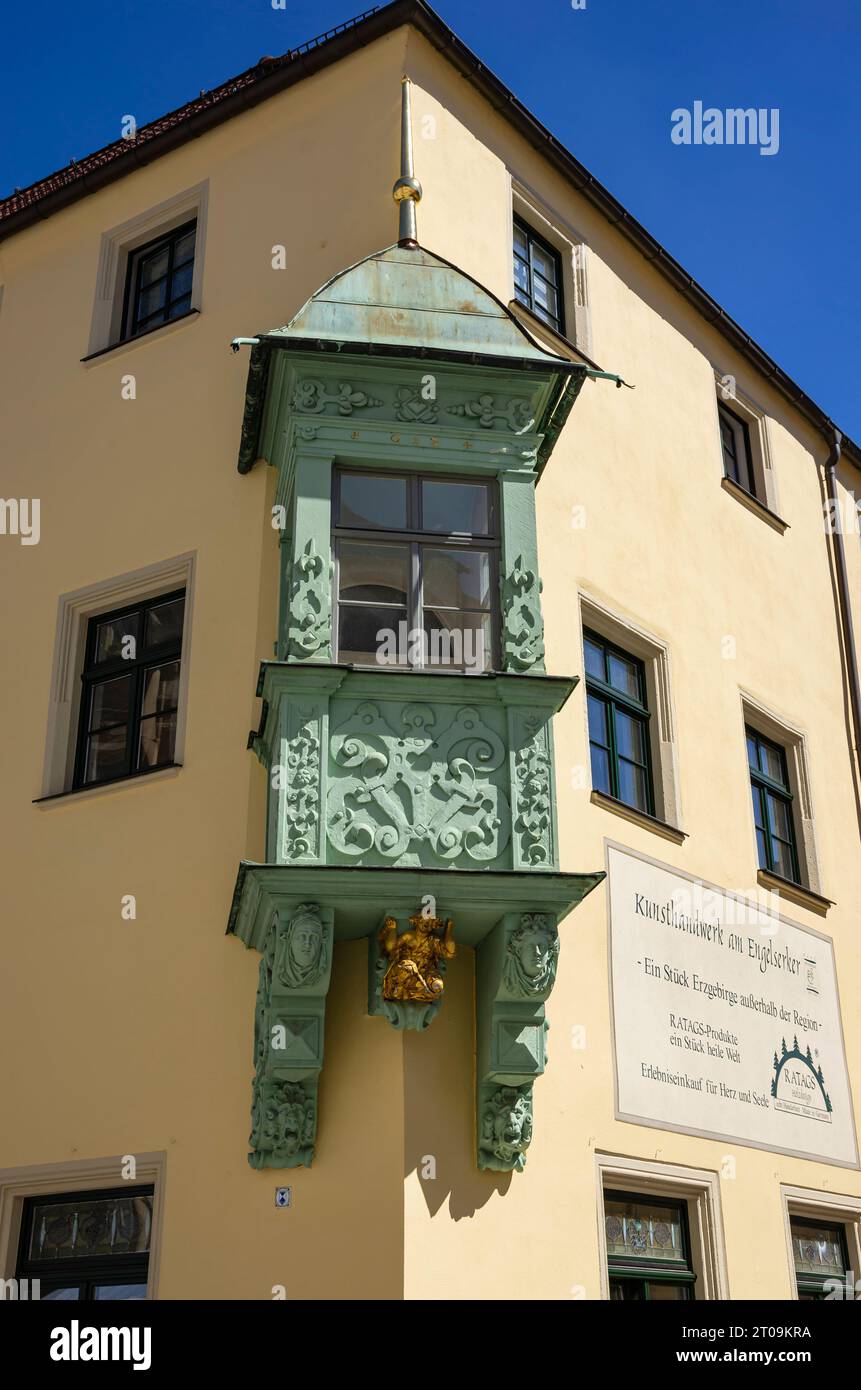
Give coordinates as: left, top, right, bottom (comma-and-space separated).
531, 243, 557, 284
589, 744, 612, 795
144, 598, 184, 649
338, 541, 409, 604
609, 1279, 644, 1301
746, 732, 759, 771
423, 547, 491, 609
607, 651, 641, 699
137, 281, 166, 319
532, 277, 559, 321
138, 711, 177, 768
95, 613, 140, 663
141, 661, 180, 718
584, 637, 605, 681
766, 792, 793, 843
421, 480, 490, 535
339, 605, 408, 665
614, 709, 647, 763
41, 1287, 81, 1300
761, 740, 787, 786
751, 786, 765, 831
792, 1222, 846, 1277
140, 247, 169, 286
618, 758, 649, 811
173, 228, 196, 265
27, 1194, 152, 1261
513, 223, 529, 258
86, 726, 128, 782
755, 826, 768, 869
604, 1197, 685, 1262
514, 260, 530, 296
422, 609, 490, 671
89, 675, 132, 731
338, 474, 407, 530
94, 1283, 148, 1300
771, 837, 796, 882
168, 295, 192, 320
170, 262, 193, 299
587, 693, 608, 746
648, 1282, 690, 1300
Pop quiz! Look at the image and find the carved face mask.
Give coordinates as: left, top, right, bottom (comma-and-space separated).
291, 918, 322, 967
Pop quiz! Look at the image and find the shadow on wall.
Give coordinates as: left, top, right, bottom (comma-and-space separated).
403, 946, 511, 1218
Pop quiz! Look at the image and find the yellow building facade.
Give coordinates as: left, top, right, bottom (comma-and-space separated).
1, 3, 860, 1303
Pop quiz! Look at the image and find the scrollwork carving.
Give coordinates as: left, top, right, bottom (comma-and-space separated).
502, 554, 545, 672
287, 539, 331, 660
446, 394, 534, 431
293, 379, 383, 415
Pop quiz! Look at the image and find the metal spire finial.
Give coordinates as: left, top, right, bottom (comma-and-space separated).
392, 75, 422, 247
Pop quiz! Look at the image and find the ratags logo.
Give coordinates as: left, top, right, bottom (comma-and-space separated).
771, 1035, 833, 1124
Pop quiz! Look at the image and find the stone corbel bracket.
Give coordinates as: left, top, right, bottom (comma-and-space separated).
248, 902, 334, 1170
476, 911, 561, 1173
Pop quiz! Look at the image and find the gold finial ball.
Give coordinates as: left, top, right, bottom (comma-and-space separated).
393, 175, 422, 204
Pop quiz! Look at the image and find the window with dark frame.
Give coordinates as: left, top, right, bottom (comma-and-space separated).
122, 220, 196, 340
332, 469, 497, 672
604, 1190, 696, 1301
584, 629, 654, 815
790, 1216, 849, 1300
746, 726, 800, 883
513, 216, 565, 335
16, 1186, 154, 1301
718, 400, 756, 496
74, 591, 185, 789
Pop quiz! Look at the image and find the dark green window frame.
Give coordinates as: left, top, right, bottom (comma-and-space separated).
790, 1216, 849, 1301
16, 1185, 154, 1302
746, 726, 800, 883
584, 629, 654, 815
513, 215, 565, 335
605, 1189, 696, 1302
122, 219, 196, 340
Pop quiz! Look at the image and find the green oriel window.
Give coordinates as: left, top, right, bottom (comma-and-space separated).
332, 468, 498, 672
605, 1191, 696, 1301
513, 216, 564, 335
74, 590, 185, 788
16, 1187, 154, 1301
585, 630, 654, 814
122, 219, 196, 339
790, 1216, 849, 1300
746, 726, 800, 883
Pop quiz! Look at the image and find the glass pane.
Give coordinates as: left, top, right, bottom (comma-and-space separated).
513, 223, 528, 257
173, 228, 196, 265
141, 661, 180, 717
167, 294, 192, 319
28, 1194, 153, 1261
137, 281, 166, 319
89, 675, 132, 731
766, 792, 793, 843
422, 609, 490, 672
41, 1287, 81, 1300
751, 786, 765, 830
618, 759, 649, 811
423, 547, 491, 609
338, 473, 407, 530
514, 259, 530, 295
609, 1279, 644, 1301
138, 711, 177, 769
532, 276, 559, 321
746, 732, 759, 771
755, 826, 769, 869
587, 694, 608, 746
144, 597, 184, 649
338, 605, 408, 665
584, 638, 605, 681
614, 709, 646, 763
607, 651, 641, 699
648, 1282, 690, 1300
604, 1197, 685, 1263
589, 744, 612, 795
170, 262, 193, 299
531, 243, 557, 284
94, 1283, 148, 1300
792, 1222, 846, 1277
761, 740, 787, 786
771, 837, 796, 882
95, 613, 140, 663
85, 726, 128, 782
139, 246, 169, 286
338, 541, 409, 604
421, 480, 490, 535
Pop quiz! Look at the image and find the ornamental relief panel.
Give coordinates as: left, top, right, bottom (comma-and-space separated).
326, 699, 511, 867
289, 375, 538, 434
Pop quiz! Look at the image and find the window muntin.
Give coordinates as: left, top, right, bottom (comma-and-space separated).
585, 630, 654, 814
333, 470, 497, 671
605, 1190, 696, 1301
123, 220, 196, 339
746, 726, 800, 882
75, 591, 185, 788
718, 402, 756, 496
790, 1217, 849, 1300
513, 217, 564, 335
16, 1187, 153, 1302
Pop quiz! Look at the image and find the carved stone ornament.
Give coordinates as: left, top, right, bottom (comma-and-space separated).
328, 701, 510, 866
502, 913, 559, 998
513, 715, 553, 867
287, 538, 332, 661
283, 707, 321, 861
369, 913, 456, 1031
394, 384, 439, 424
446, 394, 535, 432
292, 378, 383, 415
502, 555, 545, 672
275, 902, 330, 989
478, 1083, 534, 1172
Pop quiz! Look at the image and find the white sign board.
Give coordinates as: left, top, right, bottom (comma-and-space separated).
608, 845, 858, 1167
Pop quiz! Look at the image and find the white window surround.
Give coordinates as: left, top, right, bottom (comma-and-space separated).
579, 592, 684, 834
712, 369, 782, 519
508, 178, 592, 356
781, 1184, 861, 1300
596, 1152, 729, 1300
86, 181, 208, 358
39, 552, 196, 800
739, 690, 822, 897
0, 1152, 166, 1298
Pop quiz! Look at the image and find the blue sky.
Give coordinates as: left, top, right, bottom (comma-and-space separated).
3, 0, 859, 436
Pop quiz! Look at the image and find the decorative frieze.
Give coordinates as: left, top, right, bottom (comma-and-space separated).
292, 379, 383, 415
446, 394, 535, 432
